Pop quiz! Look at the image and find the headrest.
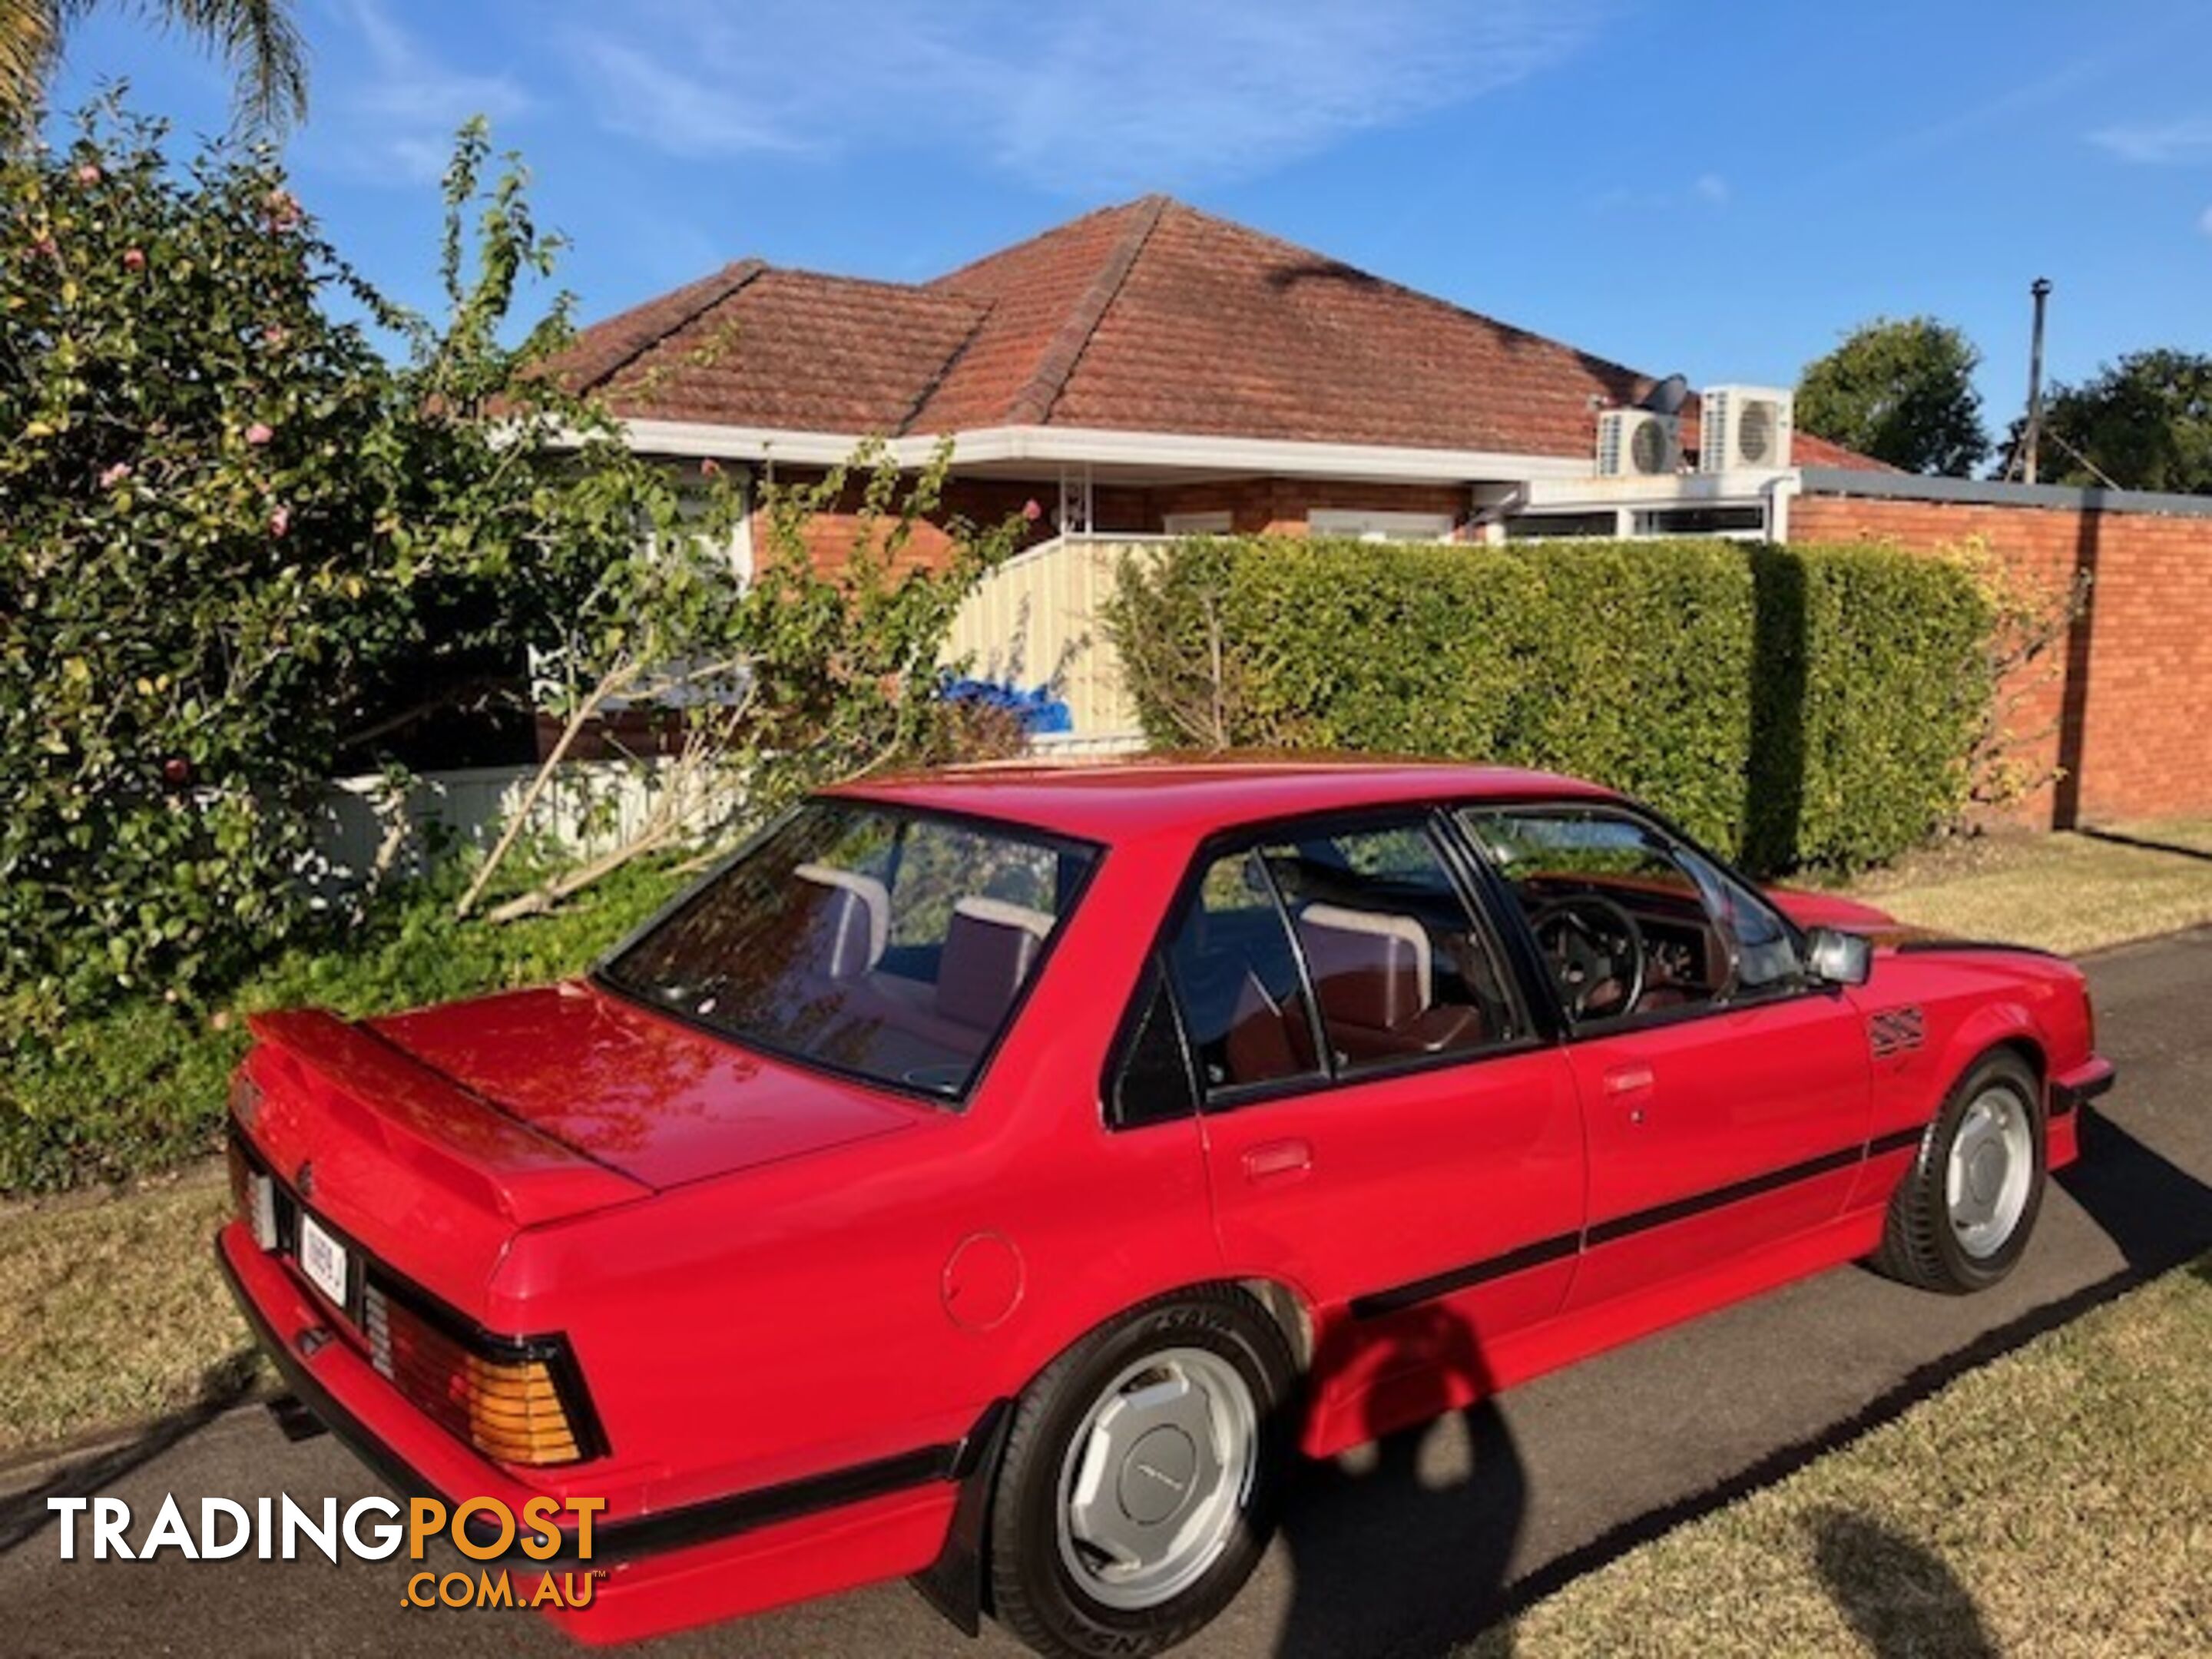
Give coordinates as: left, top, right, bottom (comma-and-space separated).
794, 863, 889, 979
935, 896, 1051, 1030
1296, 903, 1431, 1031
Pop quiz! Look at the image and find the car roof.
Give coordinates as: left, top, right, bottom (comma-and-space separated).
828, 754, 1618, 846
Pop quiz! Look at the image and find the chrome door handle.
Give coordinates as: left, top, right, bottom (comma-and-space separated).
1603, 1065, 1655, 1096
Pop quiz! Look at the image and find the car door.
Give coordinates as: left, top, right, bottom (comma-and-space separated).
1456, 804, 1873, 1312
1141, 813, 1584, 1431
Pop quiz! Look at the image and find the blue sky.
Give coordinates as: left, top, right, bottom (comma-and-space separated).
49, 0, 2212, 424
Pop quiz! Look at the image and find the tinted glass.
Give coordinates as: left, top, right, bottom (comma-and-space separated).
1165, 848, 1323, 1096
1254, 821, 1514, 1073
603, 803, 1094, 1098
1460, 806, 1800, 1024
1111, 961, 1198, 1128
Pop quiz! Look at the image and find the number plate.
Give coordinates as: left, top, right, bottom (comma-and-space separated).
296, 1212, 349, 1311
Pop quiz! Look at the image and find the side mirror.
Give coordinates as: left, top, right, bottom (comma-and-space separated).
1805, 926, 1873, 987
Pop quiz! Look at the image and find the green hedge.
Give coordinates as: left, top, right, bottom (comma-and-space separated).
1104, 536, 1991, 872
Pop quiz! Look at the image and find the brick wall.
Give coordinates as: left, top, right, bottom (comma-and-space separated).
1791, 492, 2212, 827
760, 470, 1473, 570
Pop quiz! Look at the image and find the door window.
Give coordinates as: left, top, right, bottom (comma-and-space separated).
1458, 806, 1802, 1028
1164, 848, 1324, 1097
1161, 818, 1518, 1100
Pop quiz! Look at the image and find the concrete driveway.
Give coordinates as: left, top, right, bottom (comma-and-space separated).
5, 929, 2208, 1658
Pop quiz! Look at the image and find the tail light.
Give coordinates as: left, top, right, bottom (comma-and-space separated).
363, 1283, 598, 1467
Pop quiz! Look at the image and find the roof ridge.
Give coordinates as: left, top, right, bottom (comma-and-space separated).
892, 297, 1002, 437
1005, 195, 1170, 426
1161, 200, 1664, 396
568, 258, 767, 392
927, 195, 1174, 294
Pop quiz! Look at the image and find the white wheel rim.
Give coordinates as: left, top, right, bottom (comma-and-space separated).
1945, 1085, 2035, 1260
1055, 1347, 1259, 1611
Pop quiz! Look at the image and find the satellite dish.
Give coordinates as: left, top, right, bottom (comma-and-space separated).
1641, 374, 1691, 416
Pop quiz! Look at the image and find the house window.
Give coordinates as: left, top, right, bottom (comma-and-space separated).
1505, 511, 1621, 540
1162, 511, 1234, 537
1308, 508, 1456, 544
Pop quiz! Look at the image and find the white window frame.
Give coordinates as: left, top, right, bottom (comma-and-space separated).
1307, 508, 1456, 544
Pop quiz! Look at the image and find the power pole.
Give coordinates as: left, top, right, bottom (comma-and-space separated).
2022, 276, 2052, 485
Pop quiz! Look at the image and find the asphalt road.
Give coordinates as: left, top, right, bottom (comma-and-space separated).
5, 928, 2210, 1659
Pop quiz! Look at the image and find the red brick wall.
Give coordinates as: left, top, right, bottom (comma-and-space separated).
1791, 492, 2212, 827
759, 471, 1476, 572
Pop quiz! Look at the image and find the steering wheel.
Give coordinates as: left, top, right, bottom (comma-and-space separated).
1528, 895, 1647, 1022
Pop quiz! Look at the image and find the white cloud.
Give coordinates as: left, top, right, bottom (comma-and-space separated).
2199, 204, 2212, 237
558, 0, 1611, 191
2091, 114, 2212, 165
313, 0, 532, 184
1693, 172, 1730, 205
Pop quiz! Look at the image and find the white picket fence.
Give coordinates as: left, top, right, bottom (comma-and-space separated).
309, 760, 690, 888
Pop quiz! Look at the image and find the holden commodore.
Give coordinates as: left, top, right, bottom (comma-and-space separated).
218, 758, 2112, 1656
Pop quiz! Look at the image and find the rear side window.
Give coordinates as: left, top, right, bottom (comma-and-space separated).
1157, 816, 1521, 1104
1256, 821, 1517, 1074
1165, 848, 1324, 1096
1109, 959, 1199, 1128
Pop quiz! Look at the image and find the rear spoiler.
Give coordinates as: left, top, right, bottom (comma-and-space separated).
244, 1008, 649, 1227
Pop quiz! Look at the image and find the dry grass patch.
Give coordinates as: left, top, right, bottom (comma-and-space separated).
1845, 818, 2212, 956
1466, 1256, 2212, 1658
0, 1173, 259, 1459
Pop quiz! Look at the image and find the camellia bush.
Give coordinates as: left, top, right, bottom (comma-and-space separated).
1104, 535, 1993, 872
0, 102, 740, 1025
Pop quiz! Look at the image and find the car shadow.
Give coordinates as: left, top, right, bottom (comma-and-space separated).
1273, 1307, 1524, 1658
1806, 1508, 1998, 1659
1266, 1104, 2210, 1656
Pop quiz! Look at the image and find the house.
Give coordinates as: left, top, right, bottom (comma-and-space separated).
558, 197, 2212, 829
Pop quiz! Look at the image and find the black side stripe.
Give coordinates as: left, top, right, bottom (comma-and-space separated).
1353, 1123, 1934, 1322
1349, 1233, 1580, 1320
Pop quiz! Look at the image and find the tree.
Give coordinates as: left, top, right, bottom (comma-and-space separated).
1797, 316, 1989, 476
1, 0, 306, 133
0, 102, 723, 1022
1995, 349, 2212, 493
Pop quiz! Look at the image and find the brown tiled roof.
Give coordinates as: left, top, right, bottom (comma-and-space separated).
554, 196, 1889, 470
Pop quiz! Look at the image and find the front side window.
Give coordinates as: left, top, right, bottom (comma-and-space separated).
602, 803, 1094, 1099
1160, 817, 1518, 1101
1459, 806, 1801, 1027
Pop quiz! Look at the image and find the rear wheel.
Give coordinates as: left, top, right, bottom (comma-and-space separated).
988, 1287, 1295, 1659
1876, 1051, 2046, 1293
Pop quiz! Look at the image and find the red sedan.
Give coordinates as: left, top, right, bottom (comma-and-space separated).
218, 759, 2112, 1656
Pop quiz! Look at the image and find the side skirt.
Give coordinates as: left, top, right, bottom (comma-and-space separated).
1303, 1205, 1889, 1459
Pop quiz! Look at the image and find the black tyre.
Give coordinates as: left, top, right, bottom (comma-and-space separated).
1875, 1050, 2046, 1293
988, 1286, 1296, 1659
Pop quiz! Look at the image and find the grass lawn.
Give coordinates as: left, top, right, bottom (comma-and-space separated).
1465, 1253, 2212, 1658
0, 1171, 258, 1460
1844, 817, 2212, 957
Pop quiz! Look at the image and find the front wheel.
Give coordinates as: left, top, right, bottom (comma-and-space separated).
988, 1288, 1295, 1659
1875, 1051, 2046, 1293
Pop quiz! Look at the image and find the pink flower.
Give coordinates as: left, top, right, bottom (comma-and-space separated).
75, 163, 101, 186
121, 247, 145, 271
32, 237, 58, 260
98, 462, 132, 488
1022, 498, 1044, 523
700, 457, 722, 476
261, 324, 288, 349
263, 188, 302, 233
268, 505, 291, 538
244, 422, 273, 446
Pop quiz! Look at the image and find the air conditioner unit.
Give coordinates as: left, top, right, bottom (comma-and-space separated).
1699, 385, 1793, 472
1595, 409, 1682, 477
